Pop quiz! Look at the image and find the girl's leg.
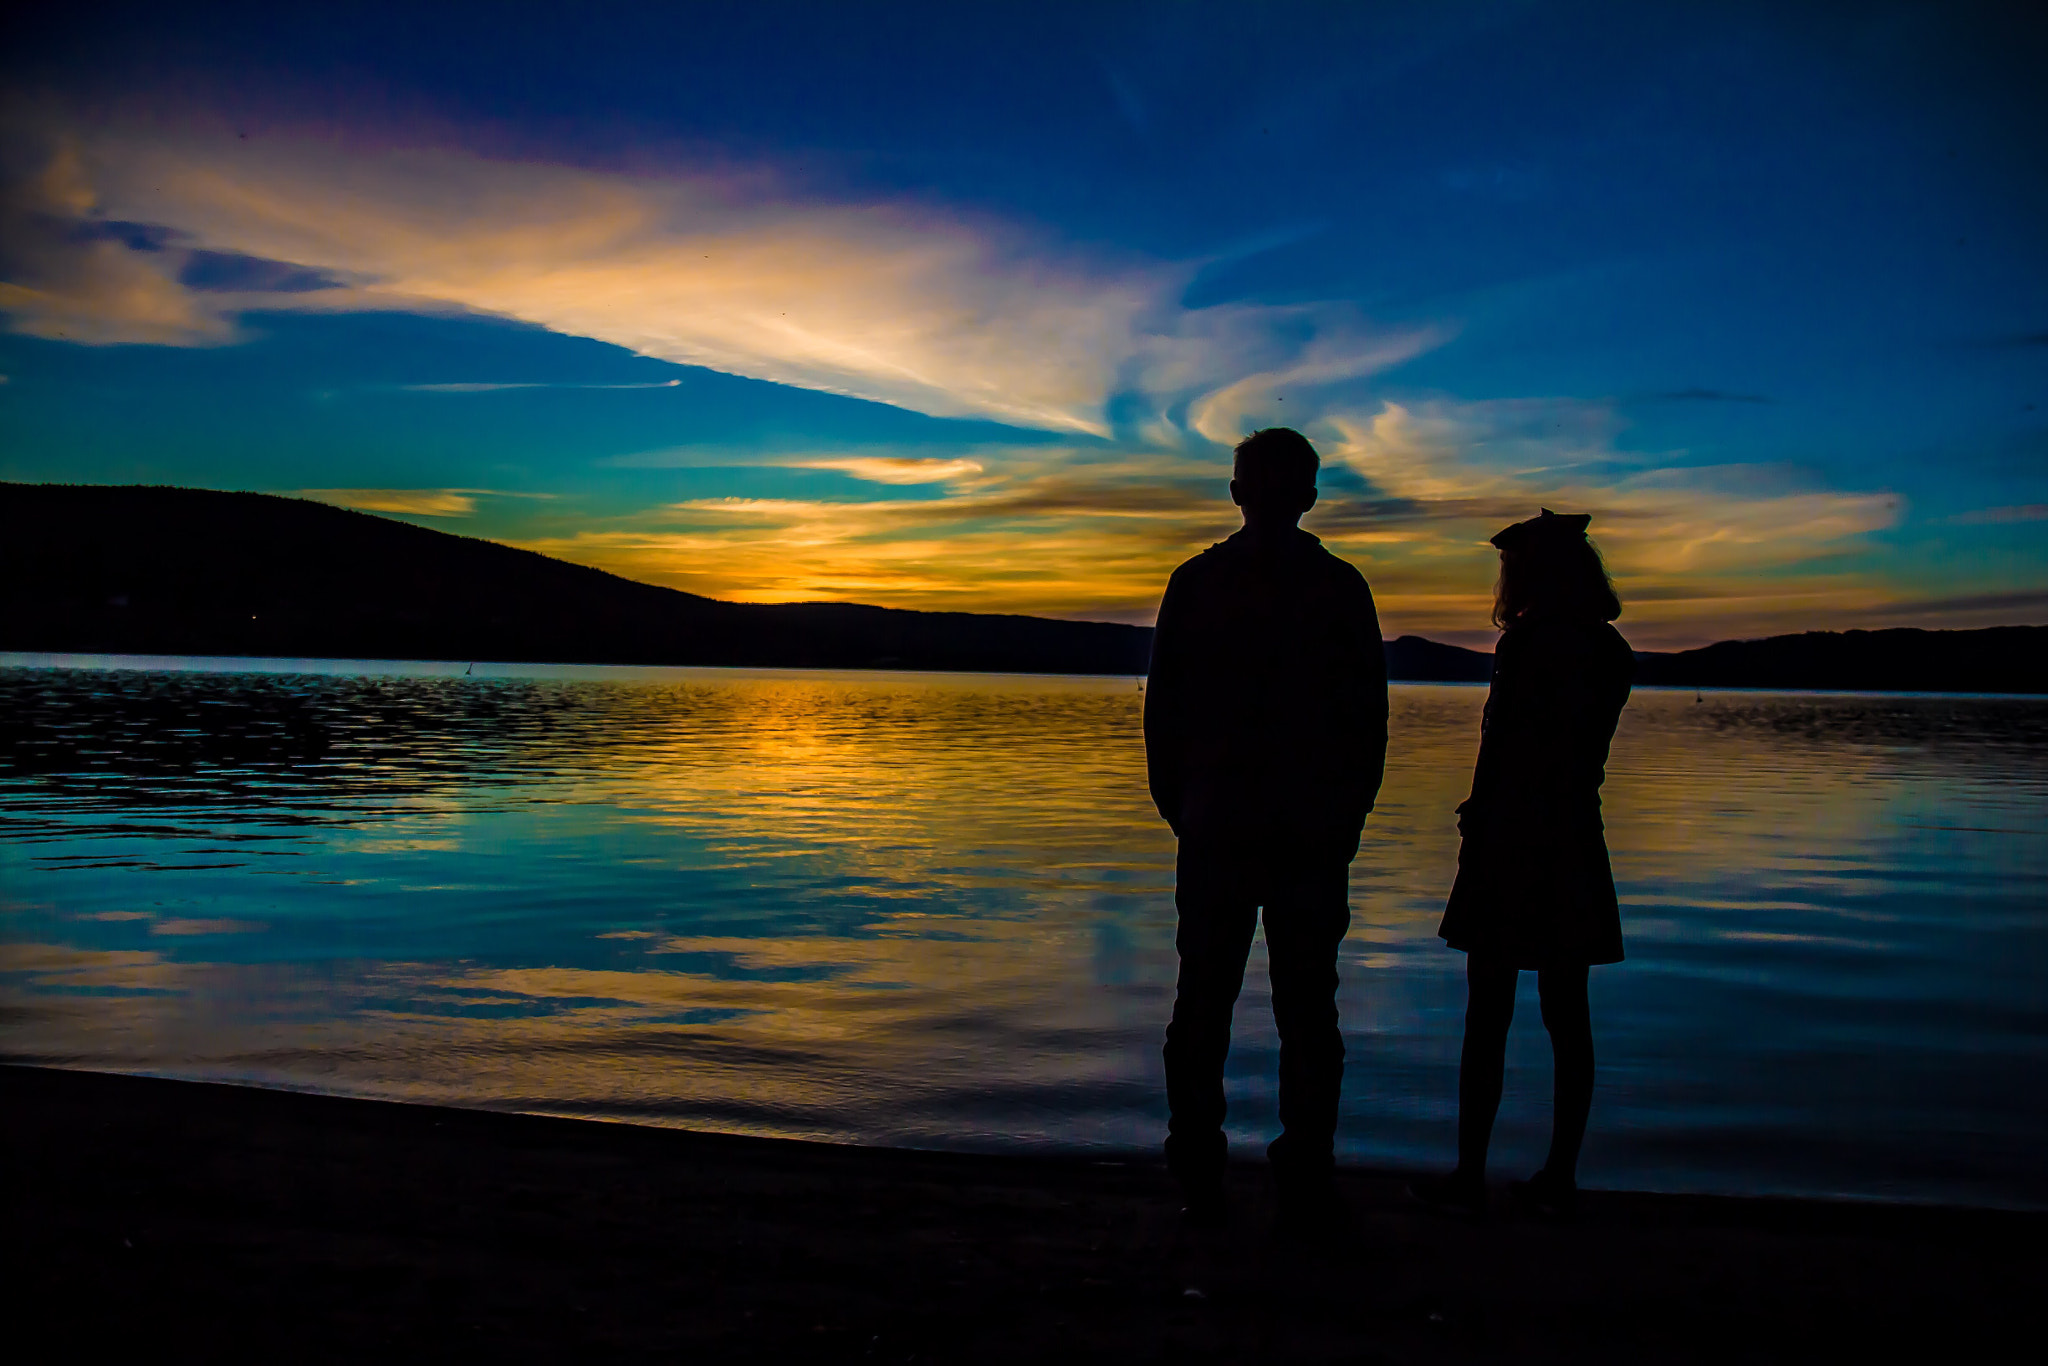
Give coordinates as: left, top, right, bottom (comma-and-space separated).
1454, 955, 1519, 1179
1535, 964, 1594, 1184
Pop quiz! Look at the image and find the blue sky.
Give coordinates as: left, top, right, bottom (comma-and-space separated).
2, 0, 2043, 646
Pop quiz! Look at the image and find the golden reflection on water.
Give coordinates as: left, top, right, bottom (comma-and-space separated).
2, 664, 2044, 1203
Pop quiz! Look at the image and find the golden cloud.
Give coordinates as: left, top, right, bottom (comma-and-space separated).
509, 403, 1909, 648
301, 488, 478, 516
8, 120, 1433, 437
794, 456, 986, 484
1321, 400, 1903, 576
0, 118, 1925, 647
1317, 400, 1905, 645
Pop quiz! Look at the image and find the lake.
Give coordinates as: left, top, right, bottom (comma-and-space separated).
3, 655, 2044, 1208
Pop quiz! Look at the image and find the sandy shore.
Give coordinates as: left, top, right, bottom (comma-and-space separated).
8, 1065, 2041, 1363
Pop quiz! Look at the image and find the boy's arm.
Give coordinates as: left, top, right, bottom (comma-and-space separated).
1354, 576, 1390, 823
1143, 571, 1190, 835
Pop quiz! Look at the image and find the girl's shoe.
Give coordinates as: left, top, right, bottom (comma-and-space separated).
1406, 1170, 1486, 1221
1507, 1168, 1578, 1221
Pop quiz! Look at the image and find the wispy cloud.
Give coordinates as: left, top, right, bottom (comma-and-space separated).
512, 449, 1232, 616
373, 385, 1915, 646
493, 400, 1901, 645
1866, 588, 2048, 619
1312, 399, 1903, 642
1183, 324, 1447, 443
6, 120, 1434, 438
1322, 400, 1905, 561
794, 456, 986, 484
0, 145, 241, 345
2, 116, 1940, 647
1948, 503, 2048, 524
398, 379, 682, 392
300, 488, 478, 516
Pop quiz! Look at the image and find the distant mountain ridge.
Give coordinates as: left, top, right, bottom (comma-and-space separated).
0, 484, 1151, 675
1633, 627, 2046, 694
2, 484, 2040, 691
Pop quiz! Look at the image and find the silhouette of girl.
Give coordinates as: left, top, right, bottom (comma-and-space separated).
1412, 510, 1633, 1219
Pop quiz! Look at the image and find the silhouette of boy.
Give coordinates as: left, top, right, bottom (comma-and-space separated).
1144, 427, 1388, 1228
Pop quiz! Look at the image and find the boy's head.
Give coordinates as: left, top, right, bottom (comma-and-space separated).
1230, 427, 1319, 525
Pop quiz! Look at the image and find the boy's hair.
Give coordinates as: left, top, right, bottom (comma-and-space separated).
1232, 427, 1319, 491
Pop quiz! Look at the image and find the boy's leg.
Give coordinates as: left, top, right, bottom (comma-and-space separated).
1262, 860, 1353, 1189
1162, 848, 1259, 1200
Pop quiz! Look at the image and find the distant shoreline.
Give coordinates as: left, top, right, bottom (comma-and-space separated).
7, 649, 2048, 701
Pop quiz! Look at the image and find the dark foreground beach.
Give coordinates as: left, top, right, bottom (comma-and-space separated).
8, 1065, 2042, 1364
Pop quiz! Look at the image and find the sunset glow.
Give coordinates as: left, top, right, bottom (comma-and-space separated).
4, 5, 2042, 648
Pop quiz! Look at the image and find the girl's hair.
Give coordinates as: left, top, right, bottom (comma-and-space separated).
1492, 536, 1622, 628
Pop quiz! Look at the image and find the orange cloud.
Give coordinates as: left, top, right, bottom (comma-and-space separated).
506, 406, 1913, 648
301, 488, 478, 516
0, 117, 1935, 648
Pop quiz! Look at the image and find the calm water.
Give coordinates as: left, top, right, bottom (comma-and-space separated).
3, 655, 2044, 1208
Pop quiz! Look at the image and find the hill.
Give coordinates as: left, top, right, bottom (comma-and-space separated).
4, 485, 2038, 689
0, 484, 1161, 675
1382, 634, 1493, 682
0, 484, 1504, 679
1633, 627, 2046, 694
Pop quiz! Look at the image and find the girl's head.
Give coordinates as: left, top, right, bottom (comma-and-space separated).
1489, 509, 1621, 628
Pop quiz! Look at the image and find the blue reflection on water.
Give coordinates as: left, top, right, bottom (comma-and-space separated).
2, 655, 2044, 1207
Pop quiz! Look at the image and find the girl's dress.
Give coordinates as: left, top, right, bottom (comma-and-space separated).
1439, 612, 1634, 968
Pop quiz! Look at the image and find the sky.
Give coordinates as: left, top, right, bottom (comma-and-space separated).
2, 1, 2043, 649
